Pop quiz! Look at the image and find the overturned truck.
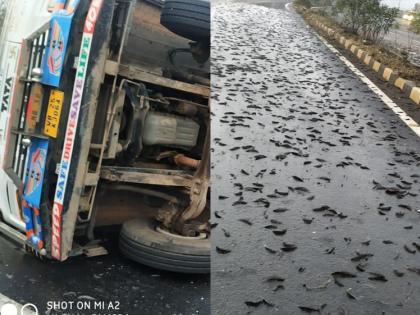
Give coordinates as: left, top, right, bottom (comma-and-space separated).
0, 0, 210, 273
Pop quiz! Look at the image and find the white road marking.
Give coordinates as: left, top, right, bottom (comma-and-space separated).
0, 294, 36, 315
314, 32, 420, 138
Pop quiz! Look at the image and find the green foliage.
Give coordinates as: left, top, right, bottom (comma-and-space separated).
334, 0, 398, 42
336, 0, 365, 34
410, 13, 420, 34
392, 22, 400, 30
295, 0, 312, 9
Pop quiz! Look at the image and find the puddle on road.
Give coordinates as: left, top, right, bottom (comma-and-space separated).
211, 2, 420, 314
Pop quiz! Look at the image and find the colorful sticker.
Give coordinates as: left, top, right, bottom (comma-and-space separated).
51, 0, 104, 261
23, 138, 49, 209
41, 14, 73, 87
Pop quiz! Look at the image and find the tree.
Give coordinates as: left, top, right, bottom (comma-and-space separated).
335, 0, 398, 41
359, 1, 398, 41
336, 0, 365, 34
410, 13, 420, 34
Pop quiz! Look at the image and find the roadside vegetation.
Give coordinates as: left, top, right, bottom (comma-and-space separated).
338, 0, 398, 42
411, 12, 420, 34
294, 0, 420, 87
298, 0, 398, 43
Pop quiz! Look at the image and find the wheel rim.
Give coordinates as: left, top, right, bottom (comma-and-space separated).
156, 226, 207, 240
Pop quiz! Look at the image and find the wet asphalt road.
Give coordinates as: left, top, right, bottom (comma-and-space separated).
211, 2, 420, 315
0, 228, 210, 315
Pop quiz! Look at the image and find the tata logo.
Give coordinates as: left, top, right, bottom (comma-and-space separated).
0, 303, 38, 315
1, 77, 12, 112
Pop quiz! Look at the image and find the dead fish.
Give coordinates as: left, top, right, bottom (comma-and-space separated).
254, 155, 267, 160
238, 218, 253, 226
232, 200, 247, 206
393, 270, 404, 277
241, 169, 250, 175
266, 276, 285, 282
216, 247, 231, 254
325, 247, 335, 254
292, 175, 304, 182
412, 242, 420, 252
337, 213, 348, 219
318, 176, 331, 182
313, 205, 330, 212
264, 245, 277, 254
275, 190, 289, 196
245, 299, 274, 307
303, 217, 313, 224
398, 204, 412, 211
273, 208, 289, 213
407, 267, 420, 275
356, 263, 367, 272
383, 240, 394, 245
273, 284, 285, 291
298, 304, 326, 313
294, 187, 310, 193
404, 244, 416, 254
281, 242, 297, 252
273, 229, 287, 236
378, 204, 391, 211
350, 252, 374, 262
332, 271, 356, 278
385, 188, 400, 195
346, 288, 357, 300
264, 225, 278, 230
368, 272, 387, 282
254, 198, 270, 208
222, 228, 231, 238
214, 211, 222, 219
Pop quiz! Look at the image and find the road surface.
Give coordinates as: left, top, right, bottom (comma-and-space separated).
0, 227, 210, 315
212, 1, 420, 314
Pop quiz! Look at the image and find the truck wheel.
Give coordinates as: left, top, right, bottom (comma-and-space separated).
160, 0, 210, 42
119, 218, 210, 274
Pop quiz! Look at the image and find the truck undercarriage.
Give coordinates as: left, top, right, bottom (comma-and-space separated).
0, 0, 210, 273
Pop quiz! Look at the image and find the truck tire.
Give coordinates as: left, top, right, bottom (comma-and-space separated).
119, 218, 210, 274
160, 0, 210, 42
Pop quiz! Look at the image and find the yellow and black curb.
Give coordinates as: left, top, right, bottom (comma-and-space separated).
309, 20, 420, 105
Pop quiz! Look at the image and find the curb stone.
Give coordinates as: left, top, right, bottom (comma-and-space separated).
308, 19, 420, 105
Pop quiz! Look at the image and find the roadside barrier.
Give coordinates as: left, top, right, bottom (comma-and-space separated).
308, 19, 420, 105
